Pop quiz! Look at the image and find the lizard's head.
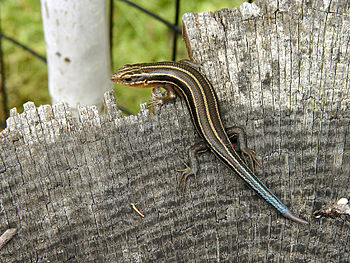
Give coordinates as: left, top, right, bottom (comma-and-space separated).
111, 64, 151, 87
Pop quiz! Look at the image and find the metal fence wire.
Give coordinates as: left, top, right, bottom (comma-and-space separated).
0, 0, 183, 129
0, 0, 251, 129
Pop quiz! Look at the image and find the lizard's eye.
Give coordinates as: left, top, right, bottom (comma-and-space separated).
124, 77, 133, 83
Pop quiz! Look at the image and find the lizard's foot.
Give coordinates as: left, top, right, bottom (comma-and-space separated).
240, 147, 261, 172
177, 163, 198, 194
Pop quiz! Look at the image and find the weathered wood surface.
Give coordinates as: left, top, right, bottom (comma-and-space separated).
1, 0, 350, 262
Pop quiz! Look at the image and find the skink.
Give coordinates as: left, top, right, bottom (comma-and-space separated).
111, 60, 308, 224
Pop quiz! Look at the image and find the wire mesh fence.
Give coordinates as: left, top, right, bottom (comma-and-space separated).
0, 0, 248, 130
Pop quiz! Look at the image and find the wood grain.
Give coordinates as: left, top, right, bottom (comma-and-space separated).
1, 0, 349, 262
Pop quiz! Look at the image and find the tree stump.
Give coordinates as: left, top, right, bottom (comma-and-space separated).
1, 0, 350, 262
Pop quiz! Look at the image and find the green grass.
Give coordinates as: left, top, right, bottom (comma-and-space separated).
1, 0, 245, 117
2, 0, 48, 117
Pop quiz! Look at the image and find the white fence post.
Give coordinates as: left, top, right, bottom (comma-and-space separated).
40, 0, 111, 113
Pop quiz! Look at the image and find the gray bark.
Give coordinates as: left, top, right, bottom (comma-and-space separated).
1, 0, 350, 262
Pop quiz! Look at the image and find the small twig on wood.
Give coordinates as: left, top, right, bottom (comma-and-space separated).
0, 228, 17, 250
313, 198, 350, 219
130, 203, 145, 217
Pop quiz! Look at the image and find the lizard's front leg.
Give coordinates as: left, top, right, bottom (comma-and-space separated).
148, 84, 177, 113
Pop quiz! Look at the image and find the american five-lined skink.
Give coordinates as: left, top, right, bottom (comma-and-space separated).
111, 60, 308, 224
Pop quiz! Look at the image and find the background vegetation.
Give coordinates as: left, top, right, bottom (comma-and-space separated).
1, 0, 244, 116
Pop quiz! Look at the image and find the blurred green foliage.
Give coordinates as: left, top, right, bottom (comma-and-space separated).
1, 0, 244, 116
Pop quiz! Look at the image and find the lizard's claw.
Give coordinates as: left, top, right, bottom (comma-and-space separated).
147, 97, 165, 113
177, 163, 198, 194
241, 148, 261, 172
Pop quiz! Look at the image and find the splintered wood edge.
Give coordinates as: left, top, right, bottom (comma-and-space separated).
1, 91, 127, 139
